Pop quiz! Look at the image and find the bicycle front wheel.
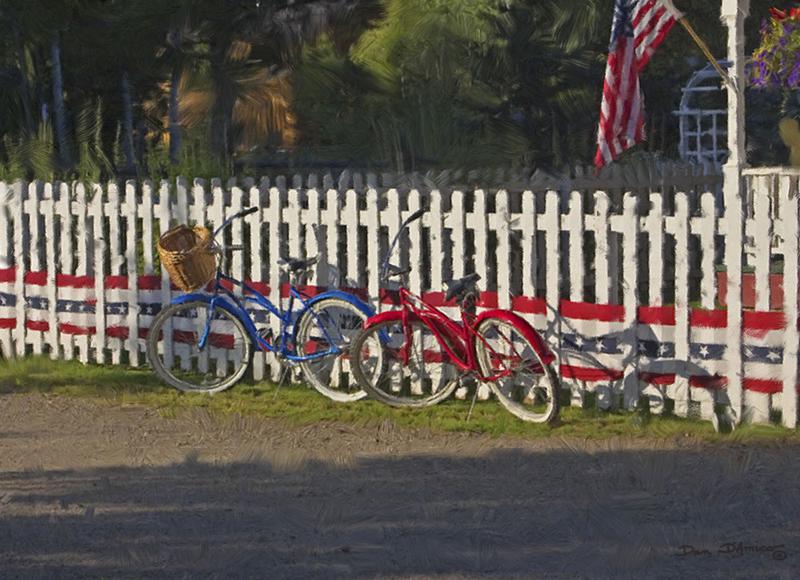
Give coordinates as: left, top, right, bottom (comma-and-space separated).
349, 318, 461, 408
294, 297, 370, 402
474, 317, 559, 423
146, 300, 252, 393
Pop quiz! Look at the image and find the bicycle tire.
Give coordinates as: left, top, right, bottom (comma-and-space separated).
294, 297, 369, 402
146, 300, 252, 394
474, 317, 560, 423
349, 318, 461, 408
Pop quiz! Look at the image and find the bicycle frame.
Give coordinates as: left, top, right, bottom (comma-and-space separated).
169, 208, 373, 363
391, 287, 529, 383
369, 204, 553, 382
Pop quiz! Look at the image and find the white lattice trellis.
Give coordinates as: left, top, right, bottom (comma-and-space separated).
675, 60, 731, 168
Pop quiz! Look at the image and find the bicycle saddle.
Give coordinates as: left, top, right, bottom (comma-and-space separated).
383, 263, 412, 279
278, 256, 318, 273
444, 272, 481, 302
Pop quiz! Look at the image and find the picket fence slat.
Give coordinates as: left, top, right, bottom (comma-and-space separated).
1, 173, 797, 429
156, 181, 173, 371
75, 183, 90, 363
543, 190, 562, 405
672, 192, 690, 418
567, 192, 584, 303
13, 182, 25, 357
43, 185, 58, 359
27, 183, 43, 355
0, 182, 11, 357
621, 193, 639, 410
697, 192, 717, 310
124, 181, 139, 367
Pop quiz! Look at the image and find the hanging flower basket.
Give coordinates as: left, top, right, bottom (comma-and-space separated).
750, 7, 800, 165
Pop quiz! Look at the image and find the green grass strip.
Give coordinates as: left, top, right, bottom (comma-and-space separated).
1, 356, 799, 443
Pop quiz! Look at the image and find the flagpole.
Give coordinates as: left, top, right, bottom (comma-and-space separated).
677, 17, 736, 89
660, 0, 735, 89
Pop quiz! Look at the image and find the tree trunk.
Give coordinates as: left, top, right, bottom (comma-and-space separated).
12, 25, 35, 135
120, 70, 136, 173
551, 110, 562, 168
51, 32, 72, 168
210, 43, 235, 165
168, 60, 182, 165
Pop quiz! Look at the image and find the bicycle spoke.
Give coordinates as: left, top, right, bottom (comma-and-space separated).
147, 301, 251, 393
475, 317, 559, 423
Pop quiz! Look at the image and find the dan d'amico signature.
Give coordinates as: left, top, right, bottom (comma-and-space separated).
677, 542, 787, 561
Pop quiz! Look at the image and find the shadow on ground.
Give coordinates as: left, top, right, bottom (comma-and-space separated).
0, 444, 798, 579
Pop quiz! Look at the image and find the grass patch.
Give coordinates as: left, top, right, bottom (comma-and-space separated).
2, 357, 800, 443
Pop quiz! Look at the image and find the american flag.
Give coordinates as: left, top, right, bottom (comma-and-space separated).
594, 0, 681, 168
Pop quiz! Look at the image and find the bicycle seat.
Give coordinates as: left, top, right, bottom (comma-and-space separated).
444, 272, 481, 302
278, 256, 318, 273
383, 263, 412, 280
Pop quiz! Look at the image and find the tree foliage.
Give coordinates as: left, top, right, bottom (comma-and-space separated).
0, 0, 788, 178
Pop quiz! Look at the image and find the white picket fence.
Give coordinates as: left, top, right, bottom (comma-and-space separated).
0, 170, 797, 428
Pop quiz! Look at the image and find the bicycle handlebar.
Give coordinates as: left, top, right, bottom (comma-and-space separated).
380, 206, 428, 280
212, 206, 259, 238
406, 208, 425, 224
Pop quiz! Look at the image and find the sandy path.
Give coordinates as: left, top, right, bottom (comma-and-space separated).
0, 393, 797, 579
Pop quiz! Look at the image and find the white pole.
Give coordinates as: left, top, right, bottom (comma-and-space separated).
721, 0, 748, 424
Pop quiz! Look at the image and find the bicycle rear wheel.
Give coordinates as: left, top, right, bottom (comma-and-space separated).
474, 317, 559, 423
294, 297, 369, 402
349, 318, 461, 408
146, 301, 252, 393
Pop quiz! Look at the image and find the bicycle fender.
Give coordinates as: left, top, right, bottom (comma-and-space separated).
168, 293, 260, 339
290, 291, 377, 347
304, 291, 376, 318
475, 309, 555, 365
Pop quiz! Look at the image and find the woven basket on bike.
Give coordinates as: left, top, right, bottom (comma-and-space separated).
157, 225, 217, 291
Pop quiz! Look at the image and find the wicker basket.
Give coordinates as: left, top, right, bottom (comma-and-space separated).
157, 225, 217, 291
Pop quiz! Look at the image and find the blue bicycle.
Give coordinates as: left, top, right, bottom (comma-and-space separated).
146, 207, 374, 402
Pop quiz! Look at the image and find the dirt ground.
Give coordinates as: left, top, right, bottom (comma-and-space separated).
0, 393, 798, 579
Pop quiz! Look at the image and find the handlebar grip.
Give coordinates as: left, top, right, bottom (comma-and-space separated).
239, 207, 258, 218
407, 208, 425, 223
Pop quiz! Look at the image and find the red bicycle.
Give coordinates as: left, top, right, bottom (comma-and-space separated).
349, 210, 560, 423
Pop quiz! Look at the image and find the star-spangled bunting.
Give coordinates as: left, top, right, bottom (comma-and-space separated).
0, 267, 795, 395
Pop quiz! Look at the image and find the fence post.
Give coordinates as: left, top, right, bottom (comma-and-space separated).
721, 0, 748, 425
780, 175, 799, 428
